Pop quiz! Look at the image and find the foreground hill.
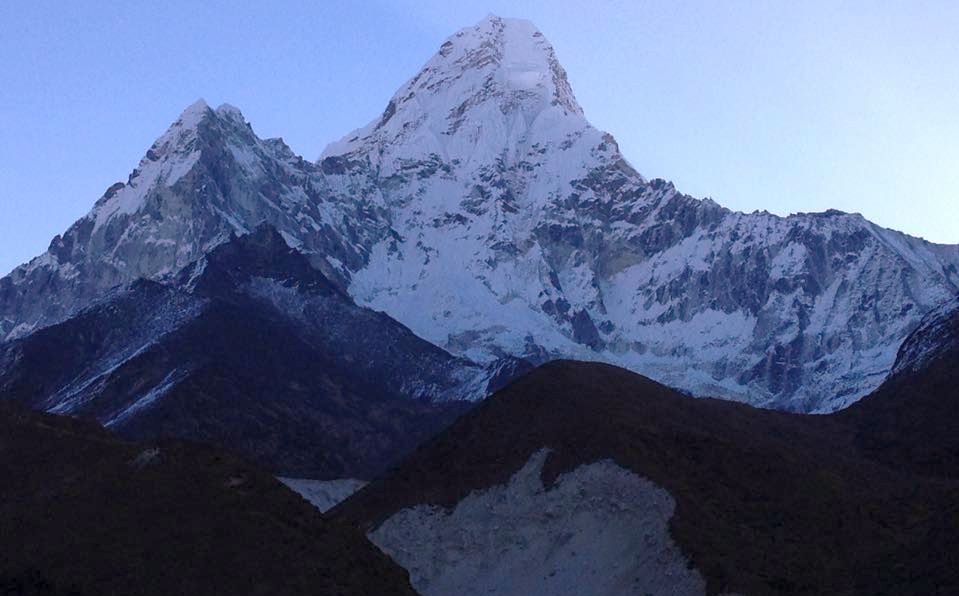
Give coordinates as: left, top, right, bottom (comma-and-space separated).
335, 302, 959, 595
0, 401, 416, 596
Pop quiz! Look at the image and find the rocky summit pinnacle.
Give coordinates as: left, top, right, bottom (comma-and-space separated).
2, 16, 959, 412
321, 14, 584, 170
87, 99, 215, 231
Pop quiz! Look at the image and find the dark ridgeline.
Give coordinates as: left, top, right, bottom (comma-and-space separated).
0, 401, 416, 596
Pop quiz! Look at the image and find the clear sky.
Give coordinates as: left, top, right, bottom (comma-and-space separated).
1, 0, 957, 275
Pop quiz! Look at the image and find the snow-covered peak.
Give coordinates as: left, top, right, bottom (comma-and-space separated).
321, 14, 586, 171
83, 100, 269, 235
179, 98, 212, 124
442, 14, 581, 114
1, 92, 394, 343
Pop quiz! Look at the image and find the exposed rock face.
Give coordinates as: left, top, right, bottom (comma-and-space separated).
889, 296, 959, 376
2, 15, 958, 411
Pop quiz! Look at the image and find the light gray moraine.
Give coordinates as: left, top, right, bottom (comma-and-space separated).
278, 478, 366, 513
369, 449, 707, 596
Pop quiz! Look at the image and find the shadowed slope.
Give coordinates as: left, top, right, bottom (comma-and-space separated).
0, 227, 503, 479
0, 401, 416, 596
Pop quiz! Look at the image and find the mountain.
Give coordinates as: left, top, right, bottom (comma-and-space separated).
320, 15, 959, 411
0, 226, 517, 478
333, 306, 959, 596
0, 401, 416, 596
2, 15, 958, 411
0, 100, 388, 340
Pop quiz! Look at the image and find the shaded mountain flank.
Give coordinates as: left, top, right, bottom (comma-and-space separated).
335, 301, 959, 596
0, 227, 532, 479
0, 401, 416, 596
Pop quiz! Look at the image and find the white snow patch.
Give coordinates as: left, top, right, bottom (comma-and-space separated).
46, 340, 160, 415
6, 321, 38, 341
278, 478, 366, 513
103, 368, 185, 428
370, 449, 706, 596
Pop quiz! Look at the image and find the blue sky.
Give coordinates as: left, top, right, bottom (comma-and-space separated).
1, 0, 957, 275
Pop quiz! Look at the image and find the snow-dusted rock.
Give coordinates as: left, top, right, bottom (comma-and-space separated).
890, 296, 959, 376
